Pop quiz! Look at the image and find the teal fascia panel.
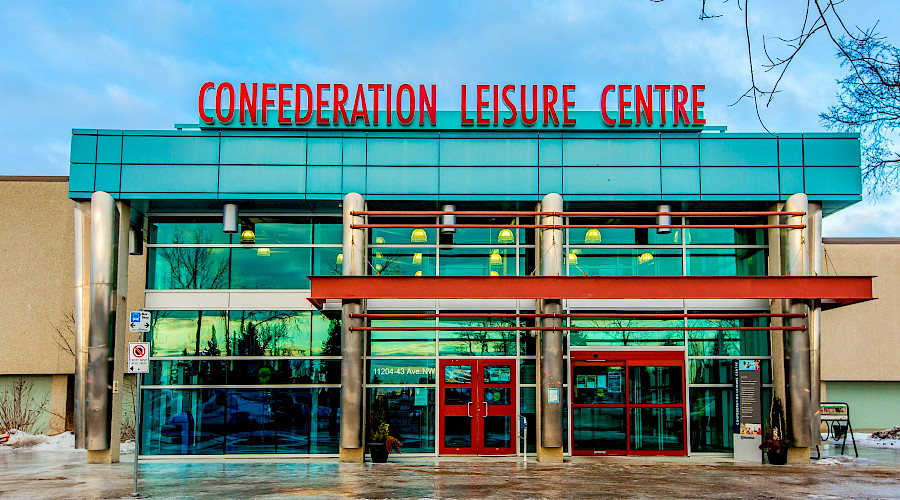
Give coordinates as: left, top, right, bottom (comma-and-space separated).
444, 194, 538, 202
367, 166, 438, 194
563, 166, 661, 194
68, 163, 95, 192
440, 138, 538, 166
122, 135, 219, 164
219, 165, 306, 194
803, 138, 861, 166
305, 193, 342, 201
367, 138, 438, 166
660, 138, 699, 167
562, 138, 660, 167
342, 166, 367, 194
307, 137, 343, 165
700, 138, 778, 167
343, 138, 367, 165
538, 166, 563, 194
120, 164, 219, 194
700, 166, 779, 194
439, 166, 537, 195
220, 136, 306, 165
306, 165, 342, 193
778, 138, 803, 166
70, 133, 97, 164
566, 194, 662, 202
95, 164, 122, 193
661, 166, 700, 195
702, 194, 779, 201
217, 193, 305, 200
97, 134, 123, 164
804, 166, 863, 195
779, 166, 804, 194
121, 192, 220, 200
538, 137, 562, 166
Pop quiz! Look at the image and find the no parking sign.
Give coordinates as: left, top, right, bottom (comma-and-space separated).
128, 342, 150, 373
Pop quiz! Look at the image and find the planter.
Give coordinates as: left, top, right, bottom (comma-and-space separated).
766, 448, 788, 465
368, 442, 389, 463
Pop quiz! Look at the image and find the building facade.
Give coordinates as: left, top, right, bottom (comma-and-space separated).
45, 107, 883, 461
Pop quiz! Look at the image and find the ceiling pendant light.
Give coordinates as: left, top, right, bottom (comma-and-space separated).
638, 252, 654, 264
411, 228, 428, 243
568, 252, 578, 265
412, 252, 423, 265
240, 229, 255, 244
336, 253, 343, 265
498, 228, 514, 244
489, 249, 502, 266
585, 228, 602, 243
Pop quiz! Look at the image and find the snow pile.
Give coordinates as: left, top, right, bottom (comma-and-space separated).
853, 427, 900, 449
0, 430, 76, 451
120, 440, 135, 454
870, 426, 900, 440
816, 455, 879, 466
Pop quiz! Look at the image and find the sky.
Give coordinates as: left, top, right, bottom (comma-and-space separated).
1, 0, 898, 237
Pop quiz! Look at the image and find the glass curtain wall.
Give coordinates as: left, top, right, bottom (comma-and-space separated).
141, 309, 341, 455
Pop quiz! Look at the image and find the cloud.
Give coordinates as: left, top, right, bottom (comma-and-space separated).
823, 192, 900, 237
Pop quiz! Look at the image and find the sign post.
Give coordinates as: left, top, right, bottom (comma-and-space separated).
733, 359, 763, 462
127, 311, 150, 498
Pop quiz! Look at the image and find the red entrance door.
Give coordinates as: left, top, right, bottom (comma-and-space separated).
570, 350, 687, 456
439, 359, 517, 455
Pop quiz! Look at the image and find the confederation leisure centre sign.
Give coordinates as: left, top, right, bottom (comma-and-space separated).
198, 82, 707, 128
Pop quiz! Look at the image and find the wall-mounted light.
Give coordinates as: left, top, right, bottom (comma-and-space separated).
257, 248, 271, 257
657, 204, 671, 234
411, 228, 428, 243
498, 228, 514, 244
638, 252, 654, 264
412, 252, 423, 265
489, 249, 502, 266
240, 229, 255, 244
585, 228, 602, 243
223, 204, 238, 233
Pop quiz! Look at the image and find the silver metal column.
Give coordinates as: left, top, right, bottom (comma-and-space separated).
539, 193, 564, 457
766, 203, 787, 408
73, 202, 91, 449
86, 191, 119, 451
808, 202, 823, 447
783, 193, 810, 450
340, 193, 366, 462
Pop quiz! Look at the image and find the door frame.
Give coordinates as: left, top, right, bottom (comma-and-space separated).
438, 358, 518, 455
570, 350, 687, 456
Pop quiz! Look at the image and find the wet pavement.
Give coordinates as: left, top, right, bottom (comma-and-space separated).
1, 450, 899, 499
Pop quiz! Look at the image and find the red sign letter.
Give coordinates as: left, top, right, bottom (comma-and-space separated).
600, 85, 616, 126
198, 82, 214, 124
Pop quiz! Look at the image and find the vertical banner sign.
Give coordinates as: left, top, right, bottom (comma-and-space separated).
733, 359, 763, 461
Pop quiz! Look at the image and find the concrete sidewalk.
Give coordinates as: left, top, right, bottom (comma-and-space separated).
1, 451, 899, 499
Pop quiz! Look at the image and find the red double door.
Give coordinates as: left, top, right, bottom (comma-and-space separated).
438, 358, 517, 455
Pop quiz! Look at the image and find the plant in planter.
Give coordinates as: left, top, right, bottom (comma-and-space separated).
368, 395, 403, 463
759, 396, 791, 465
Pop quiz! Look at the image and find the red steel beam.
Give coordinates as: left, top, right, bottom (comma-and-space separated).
352, 211, 806, 217
308, 275, 873, 309
351, 223, 805, 229
350, 326, 806, 332
350, 313, 806, 319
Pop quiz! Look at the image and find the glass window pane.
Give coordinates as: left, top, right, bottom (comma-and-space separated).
438, 316, 516, 356
444, 388, 471, 405
572, 407, 626, 452
228, 311, 312, 356
689, 387, 734, 452
231, 247, 311, 289
630, 407, 684, 451
686, 248, 766, 276
689, 359, 772, 385
568, 218, 682, 246
150, 220, 231, 245
140, 389, 226, 455
313, 247, 343, 276
573, 365, 625, 404
685, 218, 765, 245
567, 248, 683, 276
370, 388, 435, 453
520, 388, 536, 453
371, 221, 436, 246
145, 360, 227, 386
570, 316, 685, 348
226, 359, 340, 385
371, 247, 435, 276
450, 218, 517, 245
519, 360, 536, 384
629, 366, 683, 404
369, 359, 437, 384
246, 218, 312, 245
439, 247, 518, 276
313, 219, 342, 244
369, 315, 435, 356
148, 247, 230, 290
687, 317, 770, 357
150, 310, 228, 357
483, 416, 511, 448
311, 312, 341, 356
483, 388, 510, 406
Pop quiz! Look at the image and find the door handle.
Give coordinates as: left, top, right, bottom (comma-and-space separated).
467, 401, 473, 417
483, 401, 489, 417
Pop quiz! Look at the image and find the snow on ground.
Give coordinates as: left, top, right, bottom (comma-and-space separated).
853, 432, 900, 449
816, 455, 880, 466
0, 430, 76, 451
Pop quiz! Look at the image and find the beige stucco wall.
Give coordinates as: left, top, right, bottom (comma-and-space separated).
0, 178, 146, 376
821, 240, 900, 382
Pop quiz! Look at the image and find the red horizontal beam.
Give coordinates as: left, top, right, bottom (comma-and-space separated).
351, 223, 804, 229
353, 211, 806, 217
308, 275, 873, 309
351, 313, 806, 319
351, 326, 806, 332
